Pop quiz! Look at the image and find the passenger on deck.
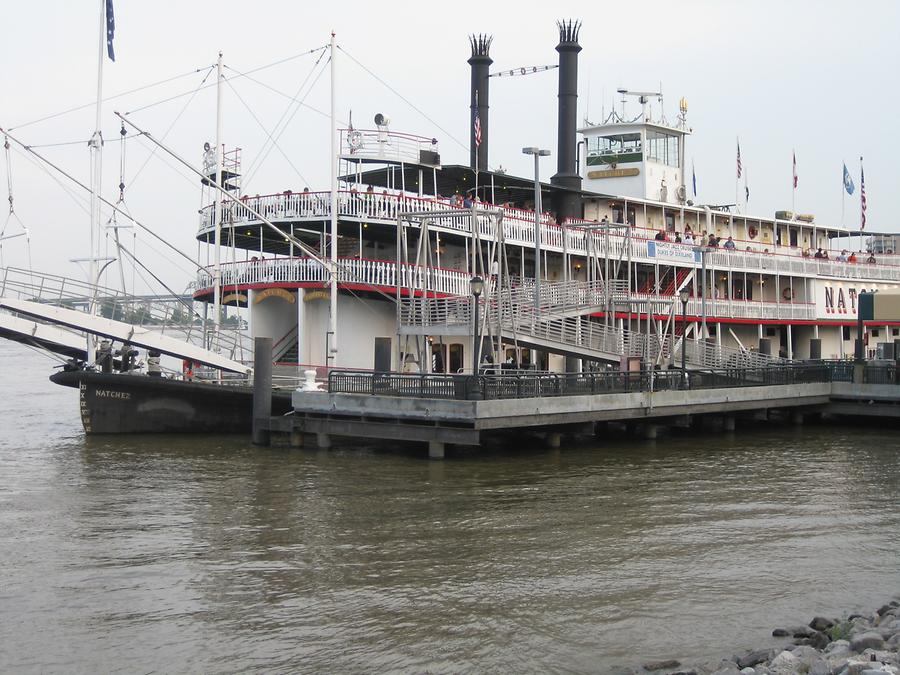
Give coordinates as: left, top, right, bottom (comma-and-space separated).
848, 251, 858, 263
674, 232, 682, 243
867, 253, 877, 264
814, 248, 825, 259
655, 229, 667, 241
723, 236, 736, 250
837, 250, 848, 262
683, 232, 694, 245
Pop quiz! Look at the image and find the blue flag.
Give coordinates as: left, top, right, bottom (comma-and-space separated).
842, 163, 855, 195
106, 0, 115, 61
692, 162, 697, 197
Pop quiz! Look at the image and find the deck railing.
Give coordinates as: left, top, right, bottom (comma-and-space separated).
195, 256, 471, 297
199, 190, 900, 283
327, 364, 834, 401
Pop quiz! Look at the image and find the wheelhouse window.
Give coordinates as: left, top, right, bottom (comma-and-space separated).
645, 130, 679, 168
586, 133, 642, 166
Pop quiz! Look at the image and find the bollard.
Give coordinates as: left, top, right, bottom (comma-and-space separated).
252, 337, 273, 446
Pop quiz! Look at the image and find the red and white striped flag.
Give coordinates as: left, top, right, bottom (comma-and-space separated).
860, 156, 867, 230
793, 151, 798, 189
474, 111, 482, 148
736, 140, 742, 178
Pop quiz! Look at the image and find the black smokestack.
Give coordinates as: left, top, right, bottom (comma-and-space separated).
468, 34, 492, 172
551, 20, 582, 220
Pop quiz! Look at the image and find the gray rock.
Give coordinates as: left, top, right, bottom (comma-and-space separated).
809, 629, 832, 650
887, 633, 900, 650
810, 661, 831, 675
792, 625, 815, 638
851, 632, 886, 653
827, 640, 852, 655
769, 650, 801, 675
643, 659, 680, 671
737, 650, 771, 669
811, 616, 836, 632
772, 628, 791, 637
706, 660, 741, 675
878, 605, 895, 617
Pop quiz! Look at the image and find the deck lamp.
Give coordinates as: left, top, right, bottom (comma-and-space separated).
471, 275, 484, 374
679, 289, 690, 371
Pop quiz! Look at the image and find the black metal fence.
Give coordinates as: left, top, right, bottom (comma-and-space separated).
327, 364, 837, 402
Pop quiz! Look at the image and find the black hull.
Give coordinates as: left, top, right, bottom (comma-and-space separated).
50, 370, 293, 435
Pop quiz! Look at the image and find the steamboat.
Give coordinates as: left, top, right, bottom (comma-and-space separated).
2, 19, 898, 434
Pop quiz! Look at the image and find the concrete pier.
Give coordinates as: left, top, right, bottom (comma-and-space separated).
428, 441, 445, 460
267, 366, 900, 458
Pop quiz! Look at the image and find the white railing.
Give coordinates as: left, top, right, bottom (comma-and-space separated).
196, 257, 471, 297
199, 190, 900, 284
339, 128, 440, 165
399, 276, 781, 369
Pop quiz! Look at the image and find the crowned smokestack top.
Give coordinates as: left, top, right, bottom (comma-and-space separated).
552, 19, 583, 221
468, 34, 493, 172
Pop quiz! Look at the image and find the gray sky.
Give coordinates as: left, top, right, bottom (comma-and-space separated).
1, 0, 897, 291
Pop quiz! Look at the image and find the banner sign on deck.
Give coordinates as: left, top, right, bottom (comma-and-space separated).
647, 241, 701, 264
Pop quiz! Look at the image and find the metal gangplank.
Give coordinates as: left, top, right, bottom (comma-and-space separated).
0, 267, 251, 370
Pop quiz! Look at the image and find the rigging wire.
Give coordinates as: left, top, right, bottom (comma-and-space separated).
124, 65, 215, 193
225, 60, 328, 188
24, 133, 142, 149
1, 135, 33, 273
1, 129, 204, 273
8, 66, 214, 132
337, 45, 469, 153
125, 46, 328, 116
227, 47, 329, 184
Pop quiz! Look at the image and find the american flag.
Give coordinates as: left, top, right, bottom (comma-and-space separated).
860, 157, 867, 230
736, 140, 742, 179
793, 151, 798, 189
474, 111, 482, 148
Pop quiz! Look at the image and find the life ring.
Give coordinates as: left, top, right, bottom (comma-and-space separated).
748, 225, 758, 239
782, 287, 794, 301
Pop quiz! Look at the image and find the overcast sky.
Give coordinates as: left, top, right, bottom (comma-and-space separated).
1, 0, 897, 291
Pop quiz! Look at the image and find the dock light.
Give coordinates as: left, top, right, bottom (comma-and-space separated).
471, 275, 484, 374
680, 289, 690, 372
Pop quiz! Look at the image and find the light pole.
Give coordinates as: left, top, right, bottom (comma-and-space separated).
522, 147, 551, 311
680, 288, 690, 371
470, 275, 484, 374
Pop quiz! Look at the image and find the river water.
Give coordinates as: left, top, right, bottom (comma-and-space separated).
1, 341, 899, 673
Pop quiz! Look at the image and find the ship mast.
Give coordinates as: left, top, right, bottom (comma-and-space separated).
86, 0, 107, 363
328, 31, 338, 367
212, 51, 224, 348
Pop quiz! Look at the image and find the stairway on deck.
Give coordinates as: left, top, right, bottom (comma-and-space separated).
399, 277, 777, 369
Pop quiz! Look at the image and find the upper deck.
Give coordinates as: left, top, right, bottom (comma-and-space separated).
197, 188, 900, 285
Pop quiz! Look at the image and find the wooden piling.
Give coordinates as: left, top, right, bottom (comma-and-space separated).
252, 336, 272, 446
